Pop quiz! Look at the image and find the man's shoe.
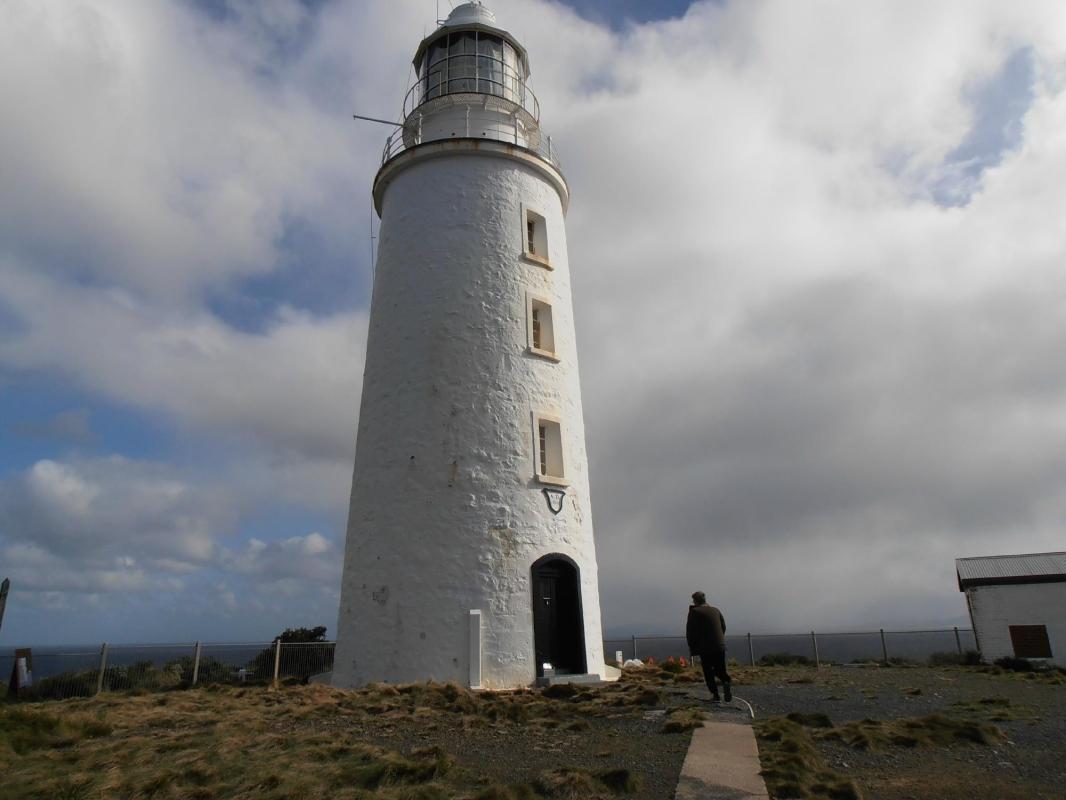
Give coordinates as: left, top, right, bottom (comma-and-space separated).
709, 695, 721, 704
724, 683, 732, 702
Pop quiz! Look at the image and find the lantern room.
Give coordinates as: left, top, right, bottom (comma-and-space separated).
387, 2, 555, 164
410, 3, 530, 111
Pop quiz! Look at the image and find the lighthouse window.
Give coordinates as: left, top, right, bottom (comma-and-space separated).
534, 415, 565, 483
448, 32, 477, 93
526, 293, 558, 359
418, 31, 523, 106
478, 34, 505, 97
424, 35, 449, 101
523, 207, 549, 266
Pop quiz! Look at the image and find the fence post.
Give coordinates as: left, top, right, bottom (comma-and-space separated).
95, 642, 108, 696
192, 641, 202, 686
273, 639, 282, 687
631, 635, 637, 661
953, 626, 962, 655
0, 577, 9, 633
747, 632, 755, 666
880, 629, 888, 663
811, 631, 820, 668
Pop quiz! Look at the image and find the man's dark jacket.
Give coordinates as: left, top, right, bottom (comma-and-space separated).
686, 603, 726, 654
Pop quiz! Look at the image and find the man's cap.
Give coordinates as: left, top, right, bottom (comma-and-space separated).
691, 591, 706, 604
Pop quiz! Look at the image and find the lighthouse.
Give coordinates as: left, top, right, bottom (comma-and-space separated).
333, 2, 607, 689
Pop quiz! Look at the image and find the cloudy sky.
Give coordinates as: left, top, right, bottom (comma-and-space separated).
2, 0, 1066, 646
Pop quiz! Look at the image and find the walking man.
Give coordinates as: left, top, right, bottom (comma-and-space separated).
686, 591, 731, 702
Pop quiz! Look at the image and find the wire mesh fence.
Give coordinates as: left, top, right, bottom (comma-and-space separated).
604, 627, 977, 666
2, 640, 337, 701
3, 627, 978, 702
278, 641, 336, 682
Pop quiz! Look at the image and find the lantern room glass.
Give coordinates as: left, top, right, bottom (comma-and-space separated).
418, 30, 522, 106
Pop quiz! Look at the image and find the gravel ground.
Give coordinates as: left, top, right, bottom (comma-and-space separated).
294, 680, 698, 798
382, 713, 688, 797
684, 664, 1066, 800
326, 709, 691, 798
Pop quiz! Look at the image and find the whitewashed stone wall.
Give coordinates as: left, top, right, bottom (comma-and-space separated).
333, 146, 605, 689
966, 582, 1066, 666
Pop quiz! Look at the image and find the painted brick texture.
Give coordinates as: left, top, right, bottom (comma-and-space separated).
333, 149, 605, 689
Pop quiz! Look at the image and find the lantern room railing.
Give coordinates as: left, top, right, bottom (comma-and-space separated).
380, 109, 561, 170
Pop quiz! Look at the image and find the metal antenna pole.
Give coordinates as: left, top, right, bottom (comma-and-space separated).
352, 113, 402, 127
369, 201, 377, 273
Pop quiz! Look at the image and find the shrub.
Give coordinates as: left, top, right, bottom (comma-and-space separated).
928, 650, 982, 667
758, 653, 811, 667
22, 671, 98, 701
993, 656, 1045, 673
247, 626, 332, 682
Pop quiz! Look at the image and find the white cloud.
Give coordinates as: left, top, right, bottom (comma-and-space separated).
0, 456, 340, 619
0, 456, 232, 570
0, 265, 367, 461
223, 531, 339, 582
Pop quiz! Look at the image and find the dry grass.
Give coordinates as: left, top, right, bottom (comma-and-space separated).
756, 717, 862, 800
0, 678, 671, 800
757, 703, 1009, 799
660, 707, 705, 734
948, 696, 1039, 723
818, 714, 1004, 749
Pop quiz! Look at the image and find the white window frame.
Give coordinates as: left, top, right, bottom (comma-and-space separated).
525, 291, 560, 361
520, 203, 551, 269
532, 411, 567, 486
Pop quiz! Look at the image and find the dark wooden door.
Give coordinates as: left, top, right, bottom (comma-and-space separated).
531, 558, 586, 677
533, 568, 560, 672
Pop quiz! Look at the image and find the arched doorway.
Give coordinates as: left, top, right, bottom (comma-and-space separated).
531, 555, 586, 677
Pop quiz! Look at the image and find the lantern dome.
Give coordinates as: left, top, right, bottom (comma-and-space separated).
443, 1, 497, 27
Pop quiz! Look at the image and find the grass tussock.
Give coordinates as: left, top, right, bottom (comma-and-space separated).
0, 707, 111, 755
756, 717, 862, 800
819, 714, 1003, 750
532, 767, 642, 798
331, 743, 452, 788
661, 707, 704, 733
476, 784, 539, 800
949, 696, 1033, 722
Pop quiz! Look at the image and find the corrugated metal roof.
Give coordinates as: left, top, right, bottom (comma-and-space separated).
957, 551, 1066, 589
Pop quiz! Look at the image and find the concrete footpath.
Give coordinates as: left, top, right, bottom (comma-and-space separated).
674, 717, 769, 800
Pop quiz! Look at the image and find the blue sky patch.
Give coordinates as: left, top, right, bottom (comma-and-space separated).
931, 47, 1036, 207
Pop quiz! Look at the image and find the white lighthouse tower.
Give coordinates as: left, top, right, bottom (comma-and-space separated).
333, 2, 607, 689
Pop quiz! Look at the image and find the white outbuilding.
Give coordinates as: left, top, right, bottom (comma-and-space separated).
957, 551, 1066, 666
332, 3, 608, 689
